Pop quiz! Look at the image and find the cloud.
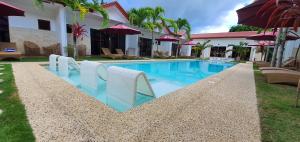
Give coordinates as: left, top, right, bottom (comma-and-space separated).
195, 3, 245, 33
113, 0, 252, 33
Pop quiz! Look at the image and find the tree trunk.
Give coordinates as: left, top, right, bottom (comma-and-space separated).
271, 28, 283, 67
176, 45, 179, 58
151, 31, 154, 58
73, 36, 77, 59
276, 28, 288, 68
296, 92, 300, 108
294, 44, 300, 67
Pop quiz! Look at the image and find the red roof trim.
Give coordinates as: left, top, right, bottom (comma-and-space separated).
102, 1, 129, 20
191, 31, 258, 39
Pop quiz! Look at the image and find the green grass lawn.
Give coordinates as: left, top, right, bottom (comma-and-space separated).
0, 64, 35, 142
254, 65, 300, 142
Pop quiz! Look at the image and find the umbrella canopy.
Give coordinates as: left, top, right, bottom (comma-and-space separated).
156, 34, 179, 42
0, 1, 24, 16
247, 32, 299, 41
99, 24, 141, 35
183, 40, 197, 45
236, 0, 294, 28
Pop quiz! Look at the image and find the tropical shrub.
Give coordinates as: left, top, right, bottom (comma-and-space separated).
192, 40, 212, 58
227, 42, 249, 61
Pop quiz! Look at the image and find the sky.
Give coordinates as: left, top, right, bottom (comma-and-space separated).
105, 0, 253, 34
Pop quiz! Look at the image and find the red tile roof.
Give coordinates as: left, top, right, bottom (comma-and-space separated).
102, 1, 129, 20
191, 31, 258, 39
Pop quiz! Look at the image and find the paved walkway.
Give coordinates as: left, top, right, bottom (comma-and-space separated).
13, 62, 261, 142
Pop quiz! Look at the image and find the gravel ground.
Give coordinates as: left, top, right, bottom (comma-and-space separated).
12, 62, 260, 142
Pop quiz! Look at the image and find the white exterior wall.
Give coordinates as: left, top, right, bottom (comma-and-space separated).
180, 45, 192, 56
283, 30, 300, 61
126, 35, 139, 56
6, 0, 58, 32
193, 38, 257, 61
3, 0, 61, 53
158, 42, 173, 56
105, 7, 128, 23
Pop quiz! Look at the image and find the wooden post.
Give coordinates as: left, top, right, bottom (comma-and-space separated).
296, 80, 300, 108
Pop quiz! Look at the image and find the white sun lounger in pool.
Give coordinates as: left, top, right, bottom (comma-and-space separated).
58, 56, 69, 77
80, 61, 107, 90
106, 66, 156, 108
68, 57, 80, 71
58, 56, 80, 77
49, 54, 60, 71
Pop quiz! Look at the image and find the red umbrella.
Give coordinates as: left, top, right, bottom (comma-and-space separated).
156, 34, 179, 42
183, 40, 197, 45
247, 32, 299, 41
236, 0, 294, 28
99, 24, 141, 35
0, 1, 24, 16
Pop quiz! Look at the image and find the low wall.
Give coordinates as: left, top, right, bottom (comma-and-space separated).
9, 27, 59, 54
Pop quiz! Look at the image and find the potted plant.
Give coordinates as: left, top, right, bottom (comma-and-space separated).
72, 23, 87, 59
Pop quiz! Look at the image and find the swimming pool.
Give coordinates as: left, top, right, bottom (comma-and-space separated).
47, 60, 235, 112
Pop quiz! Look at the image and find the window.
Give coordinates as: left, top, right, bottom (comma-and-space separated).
38, 19, 51, 31
66, 24, 72, 33
0, 16, 10, 42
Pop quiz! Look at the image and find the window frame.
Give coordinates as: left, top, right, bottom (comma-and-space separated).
38, 19, 51, 31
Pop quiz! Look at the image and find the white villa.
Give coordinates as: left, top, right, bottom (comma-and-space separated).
188, 31, 300, 61
1, 0, 164, 57
1, 0, 299, 61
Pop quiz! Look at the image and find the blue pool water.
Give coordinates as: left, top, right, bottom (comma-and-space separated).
47, 60, 234, 112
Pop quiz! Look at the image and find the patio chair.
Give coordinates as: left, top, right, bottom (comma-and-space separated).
255, 61, 270, 67
115, 48, 138, 59
259, 67, 290, 71
0, 42, 22, 60
43, 43, 61, 56
101, 48, 123, 59
262, 69, 300, 86
24, 41, 41, 56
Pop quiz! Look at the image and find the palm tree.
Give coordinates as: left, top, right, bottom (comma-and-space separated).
128, 7, 152, 27
162, 18, 191, 57
176, 18, 191, 40
128, 7, 165, 57
192, 40, 212, 58
33, 0, 109, 27
175, 18, 191, 57
146, 7, 165, 57
227, 42, 249, 61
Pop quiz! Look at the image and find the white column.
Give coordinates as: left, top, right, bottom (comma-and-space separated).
203, 47, 211, 58
187, 45, 192, 56
56, 6, 68, 56
249, 47, 256, 61
126, 35, 139, 56
226, 46, 233, 58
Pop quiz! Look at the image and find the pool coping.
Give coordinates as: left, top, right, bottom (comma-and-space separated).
12, 61, 261, 141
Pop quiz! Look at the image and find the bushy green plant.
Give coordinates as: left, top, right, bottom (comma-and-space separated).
227, 42, 249, 61
192, 40, 212, 58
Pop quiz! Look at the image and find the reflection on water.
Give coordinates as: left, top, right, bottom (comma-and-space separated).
48, 60, 234, 112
